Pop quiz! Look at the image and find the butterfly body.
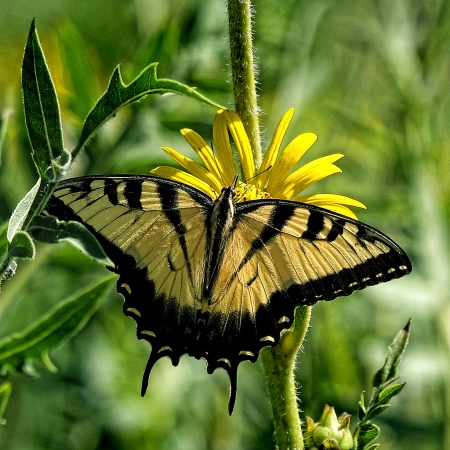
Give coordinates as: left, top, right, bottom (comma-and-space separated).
44, 175, 411, 413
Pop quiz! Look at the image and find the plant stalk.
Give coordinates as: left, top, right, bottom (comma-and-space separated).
227, 0, 262, 165
261, 306, 311, 450
227, 2, 311, 448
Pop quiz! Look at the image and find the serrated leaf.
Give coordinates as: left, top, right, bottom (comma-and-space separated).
378, 382, 406, 405
7, 178, 41, 242
22, 19, 64, 179
8, 231, 35, 260
0, 382, 12, 425
372, 320, 410, 391
29, 215, 113, 266
0, 275, 115, 375
73, 63, 226, 158
356, 423, 380, 448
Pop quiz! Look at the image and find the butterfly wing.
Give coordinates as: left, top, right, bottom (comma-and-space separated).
44, 175, 214, 380
202, 199, 411, 378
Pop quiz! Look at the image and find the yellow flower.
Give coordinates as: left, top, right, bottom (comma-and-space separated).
152, 109, 366, 219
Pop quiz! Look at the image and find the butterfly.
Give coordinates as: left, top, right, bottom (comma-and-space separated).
44, 174, 411, 414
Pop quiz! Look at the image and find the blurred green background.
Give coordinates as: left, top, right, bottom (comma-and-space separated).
0, 0, 448, 448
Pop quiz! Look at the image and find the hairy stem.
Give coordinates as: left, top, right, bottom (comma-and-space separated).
227, 0, 262, 165
227, 2, 310, 448
261, 306, 311, 450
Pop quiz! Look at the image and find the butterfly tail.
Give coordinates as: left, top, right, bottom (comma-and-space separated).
141, 350, 159, 397
227, 365, 238, 415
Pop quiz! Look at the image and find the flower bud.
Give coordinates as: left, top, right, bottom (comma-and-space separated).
305, 405, 353, 449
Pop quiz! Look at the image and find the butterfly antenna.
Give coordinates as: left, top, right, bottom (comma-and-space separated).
236, 165, 273, 188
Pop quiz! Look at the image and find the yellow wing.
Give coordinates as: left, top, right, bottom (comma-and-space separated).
45, 177, 411, 414
201, 200, 411, 374
44, 175, 213, 371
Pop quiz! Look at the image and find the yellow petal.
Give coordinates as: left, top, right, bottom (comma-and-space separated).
223, 110, 255, 181
255, 108, 294, 189
266, 132, 317, 194
151, 166, 215, 198
293, 197, 360, 219
295, 194, 367, 210
161, 146, 223, 194
272, 154, 344, 199
318, 204, 359, 220
213, 110, 238, 186
181, 129, 224, 188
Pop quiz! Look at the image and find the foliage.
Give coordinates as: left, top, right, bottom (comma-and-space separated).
0, 0, 448, 449
353, 321, 410, 449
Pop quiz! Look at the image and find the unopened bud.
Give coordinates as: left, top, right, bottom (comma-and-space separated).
305, 405, 353, 449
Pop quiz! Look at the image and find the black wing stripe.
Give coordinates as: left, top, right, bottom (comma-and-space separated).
157, 183, 194, 286
124, 179, 143, 209
104, 179, 119, 205
301, 209, 325, 240
238, 204, 295, 273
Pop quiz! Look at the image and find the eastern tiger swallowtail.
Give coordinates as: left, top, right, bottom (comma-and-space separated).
44, 174, 411, 413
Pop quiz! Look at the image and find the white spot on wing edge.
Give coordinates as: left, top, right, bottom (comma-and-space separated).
217, 358, 232, 368
158, 346, 172, 354
260, 336, 275, 343
399, 265, 408, 270
141, 330, 156, 338
278, 316, 290, 324
121, 283, 132, 294
239, 350, 255, 357
127, 307, 141, 317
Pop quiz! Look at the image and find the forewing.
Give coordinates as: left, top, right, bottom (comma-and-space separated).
202, 200, 411, 372
44, 175, 212, 366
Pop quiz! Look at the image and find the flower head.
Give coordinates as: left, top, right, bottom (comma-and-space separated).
152, 109, 366, 219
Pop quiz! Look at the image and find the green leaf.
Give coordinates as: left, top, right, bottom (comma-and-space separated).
0, 382, 12, 425
8, 231, 35, 260
29, 215, 113, 266
0, 223, 8, 264
356, 423, 380, 449
364, 445, 380, 450
0, 275, 115, 375
22, 19, 64, 179
365, 404, 390, 422
73, 63, 226, 158
372, 320, 410, 392
7, 178, 41, 242
358, 392, 366, 421
378, 382, 406, 405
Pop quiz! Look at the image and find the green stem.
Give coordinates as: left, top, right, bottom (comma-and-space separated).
261, 306, 311, 450
227, 0, 262, 165
227, 2, 310, 448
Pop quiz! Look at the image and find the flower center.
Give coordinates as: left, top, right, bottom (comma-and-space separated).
234, 183, 271, 203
